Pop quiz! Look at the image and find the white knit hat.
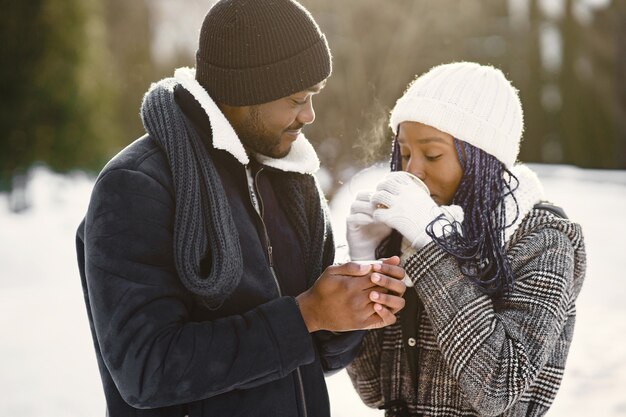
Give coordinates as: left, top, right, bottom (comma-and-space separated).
389, 62, 524, 168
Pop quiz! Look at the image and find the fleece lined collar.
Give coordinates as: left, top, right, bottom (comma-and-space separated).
503, 164, 545, 243
173, 67, 320, 174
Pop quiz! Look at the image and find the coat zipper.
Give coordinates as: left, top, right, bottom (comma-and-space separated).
251, 167, 281, 292
247, 166, 309, 417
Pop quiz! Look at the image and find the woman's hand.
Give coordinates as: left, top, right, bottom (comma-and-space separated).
346, 190, 393, 260
372, 171, 463, 249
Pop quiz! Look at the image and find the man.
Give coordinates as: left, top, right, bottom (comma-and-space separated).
76, 0, 406, 416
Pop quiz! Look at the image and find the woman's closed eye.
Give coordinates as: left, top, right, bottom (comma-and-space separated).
400, 152, 442, 162
425, 154, 442, 161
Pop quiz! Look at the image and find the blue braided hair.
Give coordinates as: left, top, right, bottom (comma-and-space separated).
379, 135, 520, 296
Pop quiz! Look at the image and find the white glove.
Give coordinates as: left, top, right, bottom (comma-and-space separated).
372, 172, 464, 249
346, 190, 393, 261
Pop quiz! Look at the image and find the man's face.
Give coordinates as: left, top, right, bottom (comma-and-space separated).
221, 80, 326, 158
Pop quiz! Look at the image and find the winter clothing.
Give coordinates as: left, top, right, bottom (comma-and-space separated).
141, 69, 243, 308
371, 171, 463, 250
347, 164, 587, 416
195, 0, 332, 106
76, 69, 362, 417
389, 62, 523, 168
350, 60, 586, 416
346, 190, 393, 261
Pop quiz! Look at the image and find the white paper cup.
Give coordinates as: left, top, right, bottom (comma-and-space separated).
351, 260, 383, 265
403, 171, 430, 195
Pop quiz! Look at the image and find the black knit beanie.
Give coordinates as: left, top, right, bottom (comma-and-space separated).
195, 0, 332, 106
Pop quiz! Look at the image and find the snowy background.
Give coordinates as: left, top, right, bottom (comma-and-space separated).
1, 163, 625, 416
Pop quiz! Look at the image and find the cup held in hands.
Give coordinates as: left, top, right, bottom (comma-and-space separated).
402, 172, 430, 195
351, 260, 383, 265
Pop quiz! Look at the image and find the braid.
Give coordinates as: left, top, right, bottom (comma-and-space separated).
379, 136, 520, 297
376, 137, 403, 259
427, 139, 519, 296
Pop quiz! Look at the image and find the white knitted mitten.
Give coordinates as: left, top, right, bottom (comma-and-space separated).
372, 172, 464, 249
346, 190, 393, 260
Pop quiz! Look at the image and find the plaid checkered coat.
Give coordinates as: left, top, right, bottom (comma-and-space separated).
348, 207, 586, 417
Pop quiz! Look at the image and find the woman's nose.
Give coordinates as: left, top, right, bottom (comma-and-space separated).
406, 160, 426, 181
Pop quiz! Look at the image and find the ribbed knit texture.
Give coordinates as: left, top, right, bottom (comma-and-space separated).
273, 173, 335, 285
195, 0, 331, 106
390, 62, 524, 168
141, 77, 243, 309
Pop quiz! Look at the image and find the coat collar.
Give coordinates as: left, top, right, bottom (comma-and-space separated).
173, 67, 320, 174
503, 164, 546, 243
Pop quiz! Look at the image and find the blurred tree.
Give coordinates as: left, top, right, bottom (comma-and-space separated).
300, 0, 526, 196
300, 0, 625, 197
0, 0, 170, 210
515, 0, 550, 164
581, 0, 626, 168
0, 0, 119, 208
618, 0, 626, 166
1, 0, 623, 207
499, 0, 623, 169
558, 0, 615, 168
102, 0, 160, 142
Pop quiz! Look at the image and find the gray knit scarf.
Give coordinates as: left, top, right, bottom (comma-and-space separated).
141, 78, 242, 309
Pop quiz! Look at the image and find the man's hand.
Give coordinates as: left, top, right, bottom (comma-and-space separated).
296, 256, 406, 332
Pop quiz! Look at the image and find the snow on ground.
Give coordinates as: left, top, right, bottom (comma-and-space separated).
0, 164, 625, 416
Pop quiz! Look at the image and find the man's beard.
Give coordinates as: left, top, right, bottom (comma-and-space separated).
237, 106, 302, 159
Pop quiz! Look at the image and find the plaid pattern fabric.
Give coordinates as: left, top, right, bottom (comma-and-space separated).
348, 208, 586, 417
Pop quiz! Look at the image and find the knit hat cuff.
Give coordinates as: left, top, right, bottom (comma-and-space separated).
390, 96, 520, 167
196, 35, 331, 106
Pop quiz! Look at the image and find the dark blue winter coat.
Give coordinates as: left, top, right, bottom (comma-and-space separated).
75, 85, 363, 417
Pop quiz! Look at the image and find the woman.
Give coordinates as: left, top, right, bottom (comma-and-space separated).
346, 62, 586, 416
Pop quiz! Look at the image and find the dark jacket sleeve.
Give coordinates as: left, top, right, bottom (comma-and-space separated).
83, 167, 316, 409
313, 330, 366, 375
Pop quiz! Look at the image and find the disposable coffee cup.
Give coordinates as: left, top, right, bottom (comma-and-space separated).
375, 172, 431, 209
351, 260, 383, 265
403, 172, 430, 195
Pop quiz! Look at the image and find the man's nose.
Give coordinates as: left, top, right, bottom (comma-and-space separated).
297, 100, 315, 125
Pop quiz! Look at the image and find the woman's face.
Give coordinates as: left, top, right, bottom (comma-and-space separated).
397, 121, 464, 205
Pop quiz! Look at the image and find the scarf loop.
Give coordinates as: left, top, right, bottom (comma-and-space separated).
141, 77, 242, 309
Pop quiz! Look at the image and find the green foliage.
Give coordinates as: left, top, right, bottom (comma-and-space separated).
101, 0, 159, 145
1, 0, 624, 194
0, 0, 120, 189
